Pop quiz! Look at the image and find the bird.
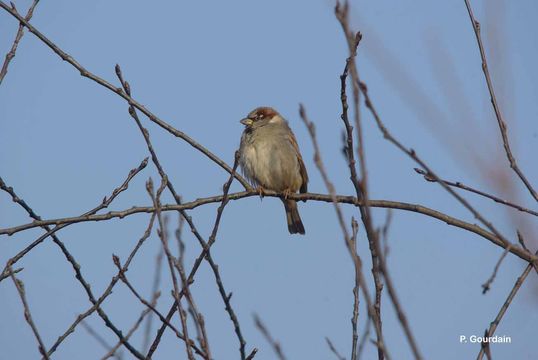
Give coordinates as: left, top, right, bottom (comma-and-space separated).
239, 106, 308, 234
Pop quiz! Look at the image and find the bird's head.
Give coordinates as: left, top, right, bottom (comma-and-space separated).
240, 107, 283, 128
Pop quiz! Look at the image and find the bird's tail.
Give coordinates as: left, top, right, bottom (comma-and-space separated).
283, 199, 305, 235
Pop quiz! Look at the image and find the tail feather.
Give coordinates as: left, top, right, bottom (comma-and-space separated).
283, 199, 305, 235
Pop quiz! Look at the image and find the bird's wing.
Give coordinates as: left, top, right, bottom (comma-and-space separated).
286, 124, 308, 193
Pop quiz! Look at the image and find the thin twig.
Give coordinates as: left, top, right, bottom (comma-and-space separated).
350, 217, 361, 360
414, 168, 538, 217
115, 65, 233, 358
0, 161, 149, 360
481, 245, 512, 294
299, 105, 391, 360
463, 0, 538, 202
0, 2, 250, 189
0, 158, 148, 281
334, 8, 385, 359
147, 177, 196, 360
326, 337, 346, 360
112, 256, 206, 358
142, 246, 164, 353
175, 254, 211, 359
147, 152, 244, 359
80, 321, 118, 359
476, 251, 538, 359
9, 268, 50, 359
246, 348, 259, 360
0, 0, 40, 85
379, 210, 393, 258
337, 4, 426, 358
45, 212, 156, 358
101, 307, 150, 360
253, 314, 287, 360
357, 317, 372, 360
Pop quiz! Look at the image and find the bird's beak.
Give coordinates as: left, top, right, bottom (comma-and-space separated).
240, 118, 253, 126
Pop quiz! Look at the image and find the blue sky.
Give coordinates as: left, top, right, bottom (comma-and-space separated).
1, 0, 537, 359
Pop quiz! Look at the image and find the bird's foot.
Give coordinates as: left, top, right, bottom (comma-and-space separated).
256, 186, 266, 200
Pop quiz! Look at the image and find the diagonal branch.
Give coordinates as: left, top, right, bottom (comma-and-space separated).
0, 1, 250, 189
114, 65, 235, 358
0, 158, 148, 281
0, 161, 150, 360
112, 256, 205, 357
8, 268, 50, 359
414, 168, 538, 217
0, 0, 40, 85
147, 152, 247, 359
463, 0, 538, 202
476, 250, 538, 360
253, 314, 287, 360
45, 212, 156, 358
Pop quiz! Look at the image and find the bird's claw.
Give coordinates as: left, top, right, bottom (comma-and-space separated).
256, 186, 266, 200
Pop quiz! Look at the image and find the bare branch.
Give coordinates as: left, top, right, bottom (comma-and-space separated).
350, 218, 361, 360
112, 256, 206, 358
101, 307, 150, 360
3, 190, 537, 266
0, 158, 148, 281
147, 152, 247, 359
481, 245, 513, 294
463, 0, 538, 202
0, 0, 40, 85
476, 251, 538, 359
9, 268, 50, 359
80, 321, 118, 359
253, 314, 287, 360
114, 65, 235, 358
0, 2, 250, 189
326, 337, 346, 360
45, 212, 156, 358
246, 348, 259, 360
142, 245, 164, 353
0, 161, 150, 359
414, 168, 538, 217
147, 177, 196, 360
299, 105, 390, 359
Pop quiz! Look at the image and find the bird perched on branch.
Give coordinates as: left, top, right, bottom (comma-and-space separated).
239, 107, 308, 234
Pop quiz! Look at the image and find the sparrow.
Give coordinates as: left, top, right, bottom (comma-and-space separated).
239, 106, 308, 234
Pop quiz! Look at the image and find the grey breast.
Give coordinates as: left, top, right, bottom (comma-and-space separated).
240, 123, 300, 191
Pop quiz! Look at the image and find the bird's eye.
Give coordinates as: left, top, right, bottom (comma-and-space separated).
257, 114, 264, 119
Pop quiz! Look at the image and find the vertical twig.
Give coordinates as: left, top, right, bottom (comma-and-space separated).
350, 217, 360, 360
299, 105, 391, 360
8, 268, 50, 359
334, 5, 385, 358
147, 177, 196, 360
141, 246, 164, 353
174, 232, 211, 359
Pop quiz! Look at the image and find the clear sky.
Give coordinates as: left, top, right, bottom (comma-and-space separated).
1, 0, 537, 359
